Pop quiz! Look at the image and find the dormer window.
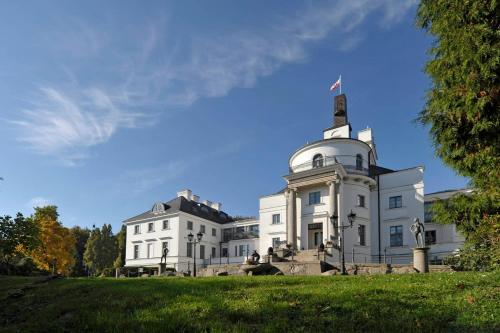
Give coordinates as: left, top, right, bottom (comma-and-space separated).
152, 202, 165, 214
356, 154, 363, 170
312, 154, 323, 168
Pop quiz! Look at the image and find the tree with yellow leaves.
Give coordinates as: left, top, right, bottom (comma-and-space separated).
21, 206, 76, 275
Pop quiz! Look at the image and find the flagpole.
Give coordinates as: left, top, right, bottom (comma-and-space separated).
339, 75, 342, 95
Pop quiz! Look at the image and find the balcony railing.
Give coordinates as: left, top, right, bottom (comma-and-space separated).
222, 226, 259, 242
290, 155, 369, 176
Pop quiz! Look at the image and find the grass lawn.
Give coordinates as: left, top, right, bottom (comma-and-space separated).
0, 272, 499, 332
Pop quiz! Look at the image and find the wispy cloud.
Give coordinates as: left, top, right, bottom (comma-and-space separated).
145, 0, 418, 105
26, 196, 52, 209
122, 161, 189, 195
119, 140, 248, 195
12, 0, 417, 163
12, 87, 146, 165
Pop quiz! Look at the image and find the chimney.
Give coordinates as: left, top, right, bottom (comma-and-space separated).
333, 94, 348, 128
202, 200, 212, 207
177, 189, 192, 200
211, 202, 222, 211
192, 194, 200, 202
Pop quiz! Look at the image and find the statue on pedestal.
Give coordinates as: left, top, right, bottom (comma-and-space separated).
160, 247, 169, 264
410, 217, 425, 248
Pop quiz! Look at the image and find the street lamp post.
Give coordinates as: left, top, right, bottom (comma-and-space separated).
330, 210, 357, 275
187, 231, 204, 277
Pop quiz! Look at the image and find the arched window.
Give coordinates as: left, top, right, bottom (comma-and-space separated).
356, 154, 363, 171
152, 202, 165, 214
312, 154, 323, 168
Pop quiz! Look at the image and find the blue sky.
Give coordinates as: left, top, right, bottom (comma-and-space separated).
0, 0, 467, 231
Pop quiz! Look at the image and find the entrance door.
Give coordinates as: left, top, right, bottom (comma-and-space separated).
314, 231, 323, 247
307, 223, 323, 249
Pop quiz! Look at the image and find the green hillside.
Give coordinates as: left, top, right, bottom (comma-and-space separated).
1, 272, 499, 332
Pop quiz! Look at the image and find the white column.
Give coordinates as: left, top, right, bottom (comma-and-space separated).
286, 188, 297, 249
326, 179, 337, 242
337, 178, 344, 245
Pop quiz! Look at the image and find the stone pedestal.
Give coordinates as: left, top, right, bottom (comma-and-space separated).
158, 263, 166, 275
413, 247, 430, 273
115, 267, 120, 278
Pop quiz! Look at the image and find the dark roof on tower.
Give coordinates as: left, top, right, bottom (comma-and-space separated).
369, 165, 394, 177
123, 196, 234, 224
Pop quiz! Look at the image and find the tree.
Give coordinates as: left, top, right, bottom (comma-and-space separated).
431, 192, 499, 270
114, 225, 126, 269
417, 1, 500, 193
21, 206, 76, 275
70, 226, 91, 276
84, 224, 117, 276
417, 0, 499, 270
0, 213, 39, 269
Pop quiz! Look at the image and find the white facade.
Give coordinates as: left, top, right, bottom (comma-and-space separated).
371, 167, 425, 263
124, 190, 260, 273
124, 94, 464, 270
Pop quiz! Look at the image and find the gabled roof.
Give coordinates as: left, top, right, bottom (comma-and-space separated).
424, 188, 472, 201
123, 196, 234, 224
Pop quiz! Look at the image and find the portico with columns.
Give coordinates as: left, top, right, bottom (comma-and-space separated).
284, 167, 344, 250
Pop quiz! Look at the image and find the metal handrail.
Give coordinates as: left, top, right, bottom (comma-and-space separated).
290, 155, 369, 175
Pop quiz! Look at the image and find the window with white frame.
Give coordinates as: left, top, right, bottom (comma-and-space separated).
312, 154, 324, 168
187, 221, 193, 230
222, 248, 228, 257
162, 220, 169, 230
147, 243, 154, 258
272, 214, 281, 224
148, 222, 154, 232
390, 225, 403, 247
200, 245, 205, 259
212, 228, 216, 237
356, 154, 363, 170
134, 245, 139, 259
358, 224, 366, 246
134, 225, 140, 234
357, 195, 365, 207
186, 242, 192, 258
272, 237, 281, 248
200, 224, 206, 234
389, 196, 402, 209
309, 191, 321, 205
238, 244, 245, 257
425, 230, 436, 245
211, 247, 216, 258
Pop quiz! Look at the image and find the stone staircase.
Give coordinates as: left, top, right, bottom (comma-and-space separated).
292, 249, 328, 262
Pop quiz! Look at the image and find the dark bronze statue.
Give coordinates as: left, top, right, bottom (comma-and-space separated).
251, 250, 260, 263
318, 243, 325, 252
410, 217, 425, 247
160, 247, 169, 264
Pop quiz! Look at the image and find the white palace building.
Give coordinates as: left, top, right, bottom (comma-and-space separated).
123, 94, 465, 272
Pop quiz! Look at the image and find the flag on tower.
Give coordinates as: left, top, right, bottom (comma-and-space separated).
330, 76, 341, 92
